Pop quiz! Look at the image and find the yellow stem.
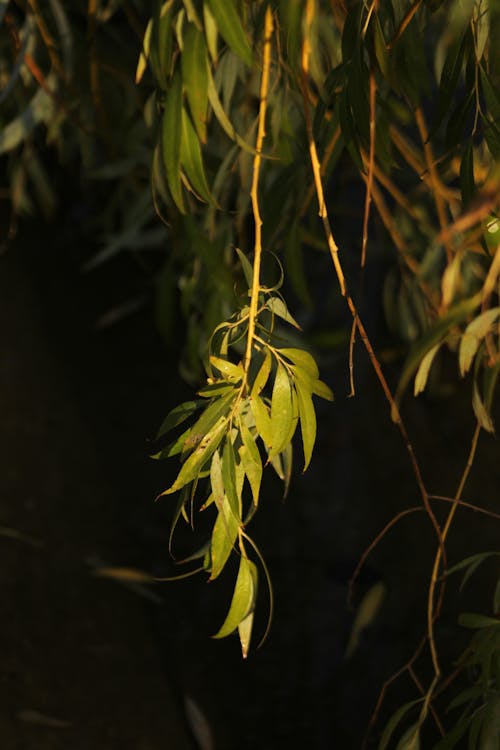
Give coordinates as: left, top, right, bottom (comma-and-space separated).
244, 7, 274, 378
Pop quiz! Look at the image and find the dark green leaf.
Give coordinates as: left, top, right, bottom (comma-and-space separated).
156, 400, 203, 438
162, 70, 185, 212
180, 108, 212, 203
379, 699, 423, 750
459, 612, 500, 629
182, 22, 208, 142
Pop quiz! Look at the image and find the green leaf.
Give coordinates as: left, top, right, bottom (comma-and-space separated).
394, 294, 481, 418
198, 381, 235, 398
460, 138, 475, 208
296, 382, 316, 471
270, 364, 293, 458
379, 700, 423, 750
472, 381, 495, 433
222, 437, 240, 518
414, 343, 441, 396
235, 247, 253, 288
180, 108, 212, 203
156, 400, 203, 438
207, 67, 257, 153
203, 3, 218, 61
459, 308, 500, 376
209, 355, 244, 381
210, 449, 225, 508
239, 421, 262, 506
209, 494, 239, 579
135, 18, 152, 83
266, 297, 302, 330
458, 613, 500, 629
161, 416, 227, 495
151, 425, 192, 459
213, 555, 258, 638
293, 365, 334, 402
162, 70, 185, 212
205, 0, 252, 67
182, 23, 208, 142
183, 389, 237, 452
396, 723, 420, 750
250, 394, 273, 448
279, 348, 319, 378
237, 610, 254, 659
251, 349, 272, 397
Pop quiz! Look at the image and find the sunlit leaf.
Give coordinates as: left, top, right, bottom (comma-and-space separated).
180, 108, 212, 203
209, 494, 239, 579
270, 364, 293, 457
209, 355, 244, 381
161, 416, 227, 495
251, 349, 272, 397
239, 421, 262, 506
213, 555, 258, 638
295, 382, 316, 471
250, 393, 273, 448
265, 297, 302, 330
458, 612, 500, 629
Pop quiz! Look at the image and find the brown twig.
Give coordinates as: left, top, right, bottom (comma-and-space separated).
387, 0, 423, 50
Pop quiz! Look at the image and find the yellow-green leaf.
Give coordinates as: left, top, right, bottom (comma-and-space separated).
162, 70, 185, 212
279, 348, 319, 379
270, 364, 293, 458
222, 438, 240, 518
209, 495, 239, 579
250, 394, 273, 448
180, 107, 212, 203
296, 383, 316, 471
203, 3, 218, 61
205, 0, 252, 67
414, 343, 441, 396
210, 355, 244, 381
459, 307, 500, 376
251, 348, 272, 397
181, 22, 208, 142
213, 556, 257, 638
161, 416, 227, 495
472, 381, 494, 433
239, 421, 262, 506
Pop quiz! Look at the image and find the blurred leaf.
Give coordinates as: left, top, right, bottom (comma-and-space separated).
213, 555, 258, 638
379, 699, 423, 750
162, 70, 185, 212
181, 107, 212, 202
156, 400, 203, 438
414, 342, 441, 396
203, 3, 218, 61
182, 22, 208, 142
205, 0, 252, 68
265, 297, 301, 329
459, 307, 500, 376
458, 613, 500, 629
472, 380, 495, 433
460, 138, 475, 208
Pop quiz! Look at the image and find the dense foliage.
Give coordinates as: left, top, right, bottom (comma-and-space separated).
1, 0, 499, 747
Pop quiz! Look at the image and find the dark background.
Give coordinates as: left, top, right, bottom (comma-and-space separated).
1, 213, 499, 749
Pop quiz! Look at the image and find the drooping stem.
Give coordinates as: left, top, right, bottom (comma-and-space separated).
244, 7, 274, 378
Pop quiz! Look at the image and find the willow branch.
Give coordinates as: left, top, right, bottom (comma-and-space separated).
244, 7, 274, 377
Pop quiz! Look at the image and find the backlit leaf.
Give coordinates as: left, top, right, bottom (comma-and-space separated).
279, 348, 319, 379
213, 555, 258, 638
239, 421, 262, 506
250, 394, 273, 448
209, 355, 244, 381
210, 494, 239, 579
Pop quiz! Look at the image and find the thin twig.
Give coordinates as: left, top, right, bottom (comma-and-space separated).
243, 7, 274, 376
387, 0, 423, 50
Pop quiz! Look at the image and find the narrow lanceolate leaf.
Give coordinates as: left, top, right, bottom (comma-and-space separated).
414, 343, 441, 396
293, 365, 334, 402
237, 610, 254, 659
210, 449, 224, 508
266, 297, 302, 330
251, 348, 272, 397
156, 400, 202, 438
235, 247, 253, 288
135, 19, 152, 83
162, 70, 185, 212
207, 68, 256, 153
205, 0, 252, 67
459, 307, 500, 376
270, 364, 293, 458
203, 3, 218, 61
296, 383, 316, 471
250, 394, 273, 448
213, 556, 258, 639
181, 23, 208, 142
210, 355, 244, 381
472, 381, 494, 433
210, 495, 239, 579
222, 438, 240, 518
183, 389, 236, 452
161, 416, 227, 495
180, 108, 212, 203
239, 421, 262, 506
279, 348, 319, 379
